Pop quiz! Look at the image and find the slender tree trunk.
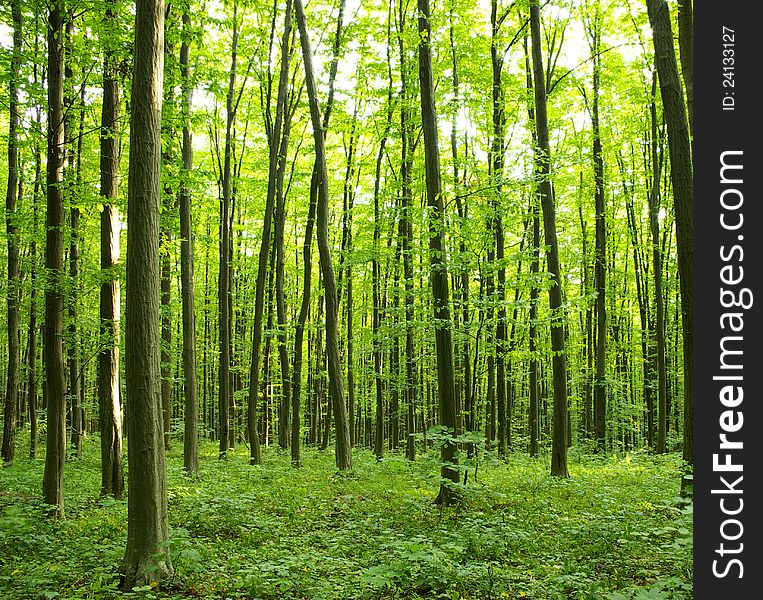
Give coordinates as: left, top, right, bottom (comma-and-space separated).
2, 0, 22, 465
248, 0, 292, 464
589, 18, 607, 451
42, 0, 68, 516
450, 11, 471, 460
160, 229, 172, 450
490, 0, 508, 457
218, 2, 239, 459
529, 0, 569, 478
529, 204, 540, 457
294, 0, 352, 470
647, 83, 668, 454
120, 0, 173, 587
291, 0, 345, 466
28, 112, 42, 459
180, 8, 199, 475
372, 131, 386, 461
98, 0, 124, 496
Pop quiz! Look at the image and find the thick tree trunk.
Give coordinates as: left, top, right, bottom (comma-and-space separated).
417, 0, 459, 503
646, 0, 693, 470
295, 0, 352, 470
120, 0, 173, 587
529, 0, 569, 478
180, 8, 199, 475
2, 0, 22, 465
42, 1, 68, 516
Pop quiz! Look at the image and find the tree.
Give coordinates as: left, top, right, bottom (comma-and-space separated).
2, 0, 22, 466
646, 0, 693, 473
180, 3, 199, 476
120, 0, 174, 587
585, 10, 607, 451
418, 0, 459, 503
294, 0, 352, 470
529, 0, 569, 478
99, 0, 124, 497
42, 0, 68, 517
247, 0, 293, 465
218, 0, 239, 460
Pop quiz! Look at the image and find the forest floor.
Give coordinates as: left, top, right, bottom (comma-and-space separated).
0, 433, 692, 599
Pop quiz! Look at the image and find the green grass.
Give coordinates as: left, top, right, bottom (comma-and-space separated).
0, 432, 692, 599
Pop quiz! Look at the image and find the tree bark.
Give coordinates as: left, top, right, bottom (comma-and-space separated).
294, 0, 352, 470
418, 0, 459, 503
529, 0, 569, 478
42, 0, 68, 516
2, 0, 22, 465
180, 7, 199, 475
588, 16, 607, 452
676, 0, 693, 139
218, 1, 238, 459
291, 0, 345, 466
646, 0, 693, 470
98, 0, 124, 496
120, 0, 173, 587
248, 0, 293, 464
490, 0, 508, 457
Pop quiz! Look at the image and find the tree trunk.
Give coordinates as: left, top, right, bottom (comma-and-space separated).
120, 0, 173, 587
589, 17, 607, 452
529, 0, 569, 478
646, 0, 693, 470
647, 80, 668, 454
42, 0, 68, 517
2, 0, 22, 465
490, 0, 508, 457
294, 0, 352, 470
98, 0, 124, 496
291, 0, 345, 466
248, 0, 293, 464
218, 1, 238, 460
417, 0, 459, 503
676, 0, 693, 139
28, 108, 42, 460
180, 8, 199, 475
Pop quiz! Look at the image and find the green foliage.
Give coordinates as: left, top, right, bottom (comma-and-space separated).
0, 434, 691, 599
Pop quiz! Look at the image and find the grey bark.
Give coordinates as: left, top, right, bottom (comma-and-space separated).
120, 0, 173, 587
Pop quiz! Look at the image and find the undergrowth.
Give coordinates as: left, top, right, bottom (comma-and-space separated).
0, 432, 692, 599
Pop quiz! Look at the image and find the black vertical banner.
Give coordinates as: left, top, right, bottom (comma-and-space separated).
694, 2, 761, 597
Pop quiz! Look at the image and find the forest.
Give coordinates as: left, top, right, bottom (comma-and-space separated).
0, 0, 694, 598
